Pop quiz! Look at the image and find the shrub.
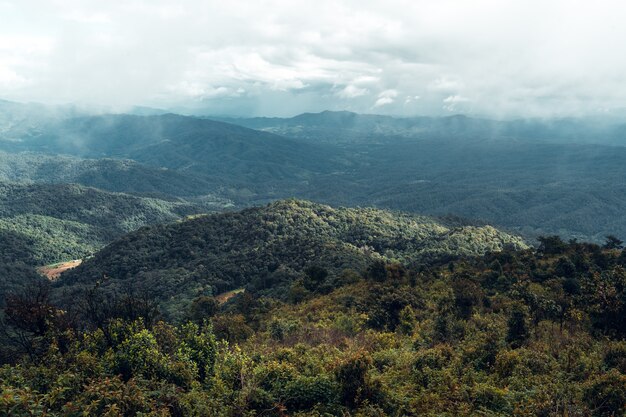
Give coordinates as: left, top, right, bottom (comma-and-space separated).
583, 369, 626, 416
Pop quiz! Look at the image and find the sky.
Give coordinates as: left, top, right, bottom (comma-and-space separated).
1, 0, 626, 117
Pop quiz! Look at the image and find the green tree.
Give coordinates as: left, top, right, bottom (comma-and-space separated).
603, 235, 624, 250
188, 296, 219, 324
366, 260, 387, 282
506, 305, 529, 349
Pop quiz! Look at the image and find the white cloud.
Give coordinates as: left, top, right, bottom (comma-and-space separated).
443, 95, 470, 104
374, 89, 398, 107
374, 97, 394, 107
443, 95, 471, 112
2, 0, 626, 116
336, 84, 369, 98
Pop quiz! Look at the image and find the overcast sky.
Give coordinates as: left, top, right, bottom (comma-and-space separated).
2, 0, 626, 117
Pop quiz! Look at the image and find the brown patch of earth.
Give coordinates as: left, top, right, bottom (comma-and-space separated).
38, 259, 82, 281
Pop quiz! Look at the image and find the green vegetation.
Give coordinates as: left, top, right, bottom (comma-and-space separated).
4, 109, 626, 242
0, 114, 339, 201
0, 181, 211, 265
0, 105, 625, 414
1, 236, 625, 415
0, 182, 217, 304
221, 111, 626, 242
0, 151, 226, 198
57, 200, 526, 319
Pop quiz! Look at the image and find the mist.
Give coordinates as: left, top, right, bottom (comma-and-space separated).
1, 0, 626, 117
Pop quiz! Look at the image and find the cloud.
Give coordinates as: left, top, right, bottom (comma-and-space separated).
374, 97, 394, 107
1, 0, 626, 116
374, 89, 398, 107
61, 11, 111, 24
443, 95, 469, 104
443, 95, 471, 112
336, 84, 369, 99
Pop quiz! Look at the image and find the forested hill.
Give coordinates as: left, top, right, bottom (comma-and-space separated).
0, 181, 219, 305
3, 228, 625, 415
0, 181, 211, 265
57, 199, 527, 318
0, 113, 340, 199
0, 151, 223, 198
4, 105, 626, 242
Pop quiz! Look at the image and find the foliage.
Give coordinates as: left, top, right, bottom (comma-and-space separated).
56, 199, 526, 318
1, 238, 625, 415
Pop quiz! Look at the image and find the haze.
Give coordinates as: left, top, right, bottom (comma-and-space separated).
2, 0, 626, 117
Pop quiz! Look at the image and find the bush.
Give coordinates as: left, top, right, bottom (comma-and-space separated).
335, 352, 377, 408
284, 375, 340, 411
583, 369, 626, 417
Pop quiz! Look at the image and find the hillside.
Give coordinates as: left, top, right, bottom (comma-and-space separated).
0, 181, 219, 304
0, 151, 225, 198
3, 106, 626, 241
2, 234, 625, 415
0, 182, 214, 265
57, 199, 527, 318
298, 139, 626, 241
1, 113, 341, 201
0, 229, 50, 305
209, 111, 626, 241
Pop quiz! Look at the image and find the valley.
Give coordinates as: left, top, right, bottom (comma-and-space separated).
0, 102, 624, 416
3, 3, 626, 414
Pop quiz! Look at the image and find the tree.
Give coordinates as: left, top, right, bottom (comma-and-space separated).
335, 352, 374, 408
583, 369, 626, 417
506, 305, 529, 349
603, 235, 624, 250
303, 265, 329, 291
366, 260, 387, 282
537, 235, 567, 255
398, 305, 417, 335
555, 256, 577, 278
452, 277, 482, 319
1, 283, 72, 362
188, 296, 219, 324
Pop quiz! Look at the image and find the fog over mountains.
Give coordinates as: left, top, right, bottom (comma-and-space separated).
1, 99, 625, 244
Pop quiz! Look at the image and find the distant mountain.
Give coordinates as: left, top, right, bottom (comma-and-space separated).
3, 104, 626, 242
0, 113, 341, 201
296, 138, 626, 241
215, 110, 626, 145
57, 199, 527, 318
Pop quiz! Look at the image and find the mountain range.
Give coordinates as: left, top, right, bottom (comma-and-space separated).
1, 100, 625, 416
2, 102, 626, 242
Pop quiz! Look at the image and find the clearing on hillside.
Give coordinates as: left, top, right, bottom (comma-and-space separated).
216, 288, 245, 304
38, 260, 82, 281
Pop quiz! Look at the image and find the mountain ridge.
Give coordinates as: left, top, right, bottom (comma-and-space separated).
56, 199, 527, 319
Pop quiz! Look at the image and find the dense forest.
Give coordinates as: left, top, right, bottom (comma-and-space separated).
0, 181, 218, 303
0, 102, 625, 415
3, 104, 626, 241
1, 235, 625, 416
0, 181, 214, 264
0, 151, 226, 199
55, 200, 526, 320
